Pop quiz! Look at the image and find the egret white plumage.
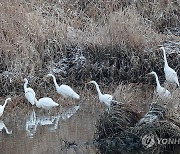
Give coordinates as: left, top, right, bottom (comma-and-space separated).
35, 97, 59, 110
160, 47, 179, 87
24, 78, 59, 110
88, 81, 113, 110
46, 74, 80, 99
0, 98, 11, 117
148, 71, 171, 99
24, 78, 37, 105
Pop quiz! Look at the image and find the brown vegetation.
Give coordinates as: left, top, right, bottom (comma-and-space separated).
95, 99, 180, 153
0, 0, 179, 93
0, 1, 180, 152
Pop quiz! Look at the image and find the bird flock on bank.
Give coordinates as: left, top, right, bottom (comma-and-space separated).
148, 47, 179, 100
0, 47, 179, 117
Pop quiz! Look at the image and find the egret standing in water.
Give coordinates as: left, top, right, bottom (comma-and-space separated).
0, 98, 11, 117
24, 78, 36, 105
24, 78, 59, 110
160, 47, 179, 87
35, 97, 59, 110
88, 81, 113, 110
148, 71, 171, 99
46, 74, 80, 99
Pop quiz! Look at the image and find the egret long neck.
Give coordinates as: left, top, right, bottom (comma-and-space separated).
51, 75, 59, 90
153, 73, 161, 88
93, 82, 102, 97
162, 48, 168, 67
24, 80, 28, 91
34, 96, 38, 106
3, 99, 10, 108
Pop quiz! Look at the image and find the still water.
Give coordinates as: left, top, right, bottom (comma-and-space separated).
0, 97, 179, 154
0, 103, 100, 154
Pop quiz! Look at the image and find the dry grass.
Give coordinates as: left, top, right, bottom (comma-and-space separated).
0, 0, 179, 108
0, 2, 179, 153
0, 0, 178, 73
136, 0, 180, 31
113, 83, 154, 114
95, 95, 180, 154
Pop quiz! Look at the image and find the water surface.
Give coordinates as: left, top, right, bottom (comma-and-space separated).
0, 103, 100, 154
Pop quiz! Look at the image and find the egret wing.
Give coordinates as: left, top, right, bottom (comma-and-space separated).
59, 85, 80, 99
25, 89, 36, 105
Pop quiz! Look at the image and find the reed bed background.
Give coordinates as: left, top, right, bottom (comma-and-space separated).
0, 2, 180, 153
0, 0, 179, 116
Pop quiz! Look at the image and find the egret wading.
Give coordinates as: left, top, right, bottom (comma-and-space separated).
35, 97, 59, 110
24, 78, 59, 110
148, 71, 171, 99
160, 47, 179, 87
88, 81, 113, 110
0, 98, 11, 117
46, 74, 80, 99
24, 78, 37, 105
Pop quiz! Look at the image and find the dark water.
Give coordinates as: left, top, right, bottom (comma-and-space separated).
0, 104, 99, 154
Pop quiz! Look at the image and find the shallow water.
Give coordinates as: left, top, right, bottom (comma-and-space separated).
0, 104, 99, 154
0, 98, 179, 154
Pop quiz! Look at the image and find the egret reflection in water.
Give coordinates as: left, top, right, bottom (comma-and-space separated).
0, 120, 12, 135
26, 105, 80, 137
61, 105, 80, 120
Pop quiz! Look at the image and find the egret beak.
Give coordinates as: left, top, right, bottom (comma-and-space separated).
19, 78, 25, 83
84, 81, 90, 85
6, 97, 12, 102
84, 81, 91, 89
146, 72, 152, 76
45, 74, 50, 77
157, 44, 163, 48
42, 76, 47, 81
43, 75, 50, 81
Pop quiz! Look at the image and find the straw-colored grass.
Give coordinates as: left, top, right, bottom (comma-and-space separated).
0, 0, 179, 113
95, 86, 180, 153
0, 0, 179, 83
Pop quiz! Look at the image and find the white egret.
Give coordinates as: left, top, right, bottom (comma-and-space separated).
24, 78, 37, 105
35, 97, 59, 110
88, 81, 113, 110
46, 74, 80, 99
24, 78, 59, 110
161, 47, 179, 87
148, 71, 171, 99
0, 98, 11, 117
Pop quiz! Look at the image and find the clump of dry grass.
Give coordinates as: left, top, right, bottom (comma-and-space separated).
95, 103, 142, 141
95, 100, 180, 153
94, 79, 180, 153
85, 6, 163, 50
113, 83, 154, 114
136, 0, 180, 32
